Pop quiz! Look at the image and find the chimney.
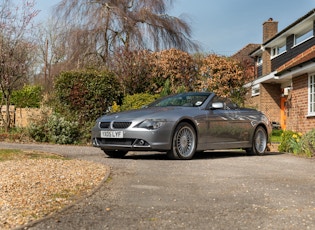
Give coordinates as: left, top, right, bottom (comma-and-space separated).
263, 18, 278, 43
262, 18, 278, 75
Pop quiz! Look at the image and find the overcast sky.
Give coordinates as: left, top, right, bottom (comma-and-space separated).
34, 0, 315, 56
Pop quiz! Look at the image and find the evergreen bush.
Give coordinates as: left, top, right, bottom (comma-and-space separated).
53, 69, 123, 142
120, 93, 160, 111
28, 110, 79, 144
300, 129, 315, 157
0, 85, 42, 108
54, 69, 123, 123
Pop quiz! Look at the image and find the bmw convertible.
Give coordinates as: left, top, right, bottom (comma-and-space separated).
91, 92, 272, 160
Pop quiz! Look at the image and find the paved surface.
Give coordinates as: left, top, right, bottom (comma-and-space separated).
2, 142, 315, 230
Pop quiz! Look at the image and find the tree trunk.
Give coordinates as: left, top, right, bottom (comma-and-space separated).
3, 93, 11, 132
5, 102, 10, 132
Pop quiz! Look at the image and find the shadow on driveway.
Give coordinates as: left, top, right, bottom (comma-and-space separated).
114, 150, 284, 161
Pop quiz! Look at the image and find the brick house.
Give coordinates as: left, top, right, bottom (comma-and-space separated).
231, 43, 260, 79
242, 9, 315, 134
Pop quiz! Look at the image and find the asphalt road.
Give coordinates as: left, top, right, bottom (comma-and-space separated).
2, 142, 315, 230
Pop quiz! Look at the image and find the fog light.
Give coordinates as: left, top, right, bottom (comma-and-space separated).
92, 138, 99, 146
139, 140, 145, 145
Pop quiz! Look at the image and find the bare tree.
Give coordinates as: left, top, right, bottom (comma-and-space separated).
59, 28, 103, 70
0, 0, 39, 131
35, 18, 71, 91
37, 17, 107, 85
111, 49, 154, 95
55, 0, 199, 66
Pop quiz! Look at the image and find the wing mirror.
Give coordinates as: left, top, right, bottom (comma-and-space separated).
211, 102, 224, 110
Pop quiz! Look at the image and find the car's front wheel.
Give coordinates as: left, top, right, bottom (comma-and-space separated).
167, 122, 197, 160
103, 150, 128, 158
246, 126, 268, 155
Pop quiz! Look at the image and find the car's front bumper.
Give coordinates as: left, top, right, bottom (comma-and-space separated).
91, 125, 173, 151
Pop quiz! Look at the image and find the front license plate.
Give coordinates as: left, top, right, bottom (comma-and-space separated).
101, 131, 124, 138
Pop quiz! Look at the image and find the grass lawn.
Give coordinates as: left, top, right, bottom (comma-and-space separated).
0, 149, 65, 161
270, 129, 283, 143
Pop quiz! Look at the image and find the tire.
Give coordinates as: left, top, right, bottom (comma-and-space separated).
103, 150, 128, 158
246, 126, 267, 156
167, 122, 197, 160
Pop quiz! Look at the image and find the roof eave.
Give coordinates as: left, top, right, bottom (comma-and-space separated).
244, 71, 277, 88
276, 59, 315, 77
263, 9, 315, 47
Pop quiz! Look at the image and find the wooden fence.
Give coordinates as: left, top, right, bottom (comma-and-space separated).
1, 106, 43, 128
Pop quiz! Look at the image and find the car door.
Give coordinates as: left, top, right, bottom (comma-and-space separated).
232, 108, 257, 143
204, 96, 242, 148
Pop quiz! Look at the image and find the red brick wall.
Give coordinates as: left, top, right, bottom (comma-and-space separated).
262, 49, 272, 76
244, 93, 260, 110
245, 83, 281, 123
262, 19, 278, 76
260, 83, 281, 123
263, 19, 278, 43
287, 74, 315, 133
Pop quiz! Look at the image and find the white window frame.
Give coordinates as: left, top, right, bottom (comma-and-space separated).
308, 73, 315, 116
295, 29, 314, 47
271, 43, 286, 58
257, 56, 262, 66
252, 84, 260, 97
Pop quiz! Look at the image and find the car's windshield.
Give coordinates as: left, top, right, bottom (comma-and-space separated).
149, 93, 210, 107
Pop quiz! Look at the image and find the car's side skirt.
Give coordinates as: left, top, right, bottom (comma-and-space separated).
197, 141, 251, 151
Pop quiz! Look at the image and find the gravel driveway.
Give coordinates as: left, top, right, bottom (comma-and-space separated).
2, 142, 315, 230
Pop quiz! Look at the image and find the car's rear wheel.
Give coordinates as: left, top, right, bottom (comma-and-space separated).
246, 126, 267, 155
103, 150, 128, 158
167, 122, 196, 160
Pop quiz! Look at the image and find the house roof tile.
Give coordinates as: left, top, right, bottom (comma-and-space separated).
231, 43, 260, 63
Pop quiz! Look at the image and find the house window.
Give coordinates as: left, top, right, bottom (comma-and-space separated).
271, 43, 286, 58
295, 29, 313, 46
252, 84, 260, 96
257, 56, 262, 66
309, 73, 315, 116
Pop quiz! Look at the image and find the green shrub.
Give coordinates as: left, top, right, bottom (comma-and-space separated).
272, 129, 283, 137
11, 85, 42, 108
28, 112, 80, 144
0, 127, 30, 142
111, 101, 121, 113
300, 129, 315, 157
53, 69, 123, 143
0, 85, 42, 108
160, 79, 171, 97
54, 69, 123, 123
28, 122, 49, 143
27, 107, 51, 143
46, 114, 80, 144
120, 93, 160, 111
271, 129, 283, 143
278, 130, 302, 154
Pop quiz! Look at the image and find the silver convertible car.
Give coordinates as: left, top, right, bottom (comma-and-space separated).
92, 92, 272, 160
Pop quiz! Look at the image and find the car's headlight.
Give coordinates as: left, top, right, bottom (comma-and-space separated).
135, 119, 167, 130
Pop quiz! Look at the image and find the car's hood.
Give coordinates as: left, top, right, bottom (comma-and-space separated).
99, 107, 191, 121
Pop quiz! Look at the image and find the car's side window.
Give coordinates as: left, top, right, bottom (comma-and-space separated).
208, 96, 224, 110
211, 96, 223, 104
224, 99, 239, 110
210, 96, 239, 110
